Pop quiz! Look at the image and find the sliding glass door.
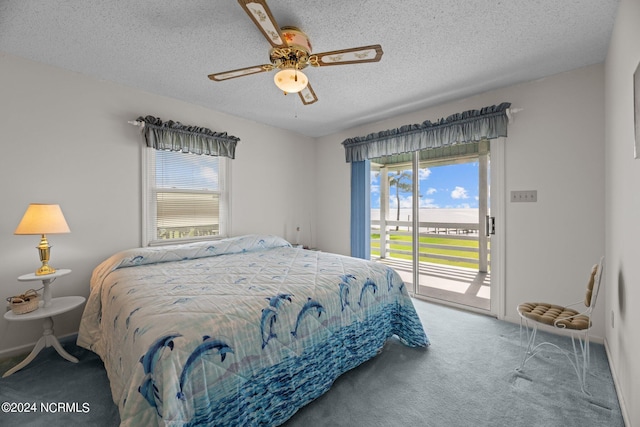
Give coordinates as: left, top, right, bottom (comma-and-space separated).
371, 141, 492, 313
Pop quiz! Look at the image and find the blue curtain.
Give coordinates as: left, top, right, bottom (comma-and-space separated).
350, 160, 371, 259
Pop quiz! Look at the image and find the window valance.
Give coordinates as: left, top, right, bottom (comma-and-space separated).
342, 102, 510, 163
135, 115, 240, 159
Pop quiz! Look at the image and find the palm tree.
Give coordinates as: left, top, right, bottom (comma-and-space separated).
388, 170, 412, 231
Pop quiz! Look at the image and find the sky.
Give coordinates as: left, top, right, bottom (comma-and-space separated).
371, 161, 482, 209
156, 150, 219, 190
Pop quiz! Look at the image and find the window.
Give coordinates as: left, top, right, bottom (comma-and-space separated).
143, 148, 229, 246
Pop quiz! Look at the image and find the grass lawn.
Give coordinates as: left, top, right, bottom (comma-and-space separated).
371, 233, 488, 270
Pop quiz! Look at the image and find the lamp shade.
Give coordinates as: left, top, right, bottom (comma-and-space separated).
14, 204, 71, 235
274, 68, 308, 93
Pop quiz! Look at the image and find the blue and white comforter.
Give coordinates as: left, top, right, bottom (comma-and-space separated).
77, 235, 429, 426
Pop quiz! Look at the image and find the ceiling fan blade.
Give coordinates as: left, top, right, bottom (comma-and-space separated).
237, 0, 287, 48
298, 82, 318, 105
309, 44, 383, 67
208, 64, 273, 81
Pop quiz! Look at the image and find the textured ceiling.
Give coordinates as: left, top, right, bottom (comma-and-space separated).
0, 0, 620, 137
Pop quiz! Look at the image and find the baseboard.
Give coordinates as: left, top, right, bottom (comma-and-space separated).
0, 332, 78, 360
605, 338, 631, 427
0, 342, 35, 360
411, 294, 496, 318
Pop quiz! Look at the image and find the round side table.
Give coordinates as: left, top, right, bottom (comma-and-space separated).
3, 295, 86, 378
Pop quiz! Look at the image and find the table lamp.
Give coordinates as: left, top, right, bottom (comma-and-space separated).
14, 203, 71, 276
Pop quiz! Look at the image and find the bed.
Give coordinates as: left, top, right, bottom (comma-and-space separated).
77, 234, 429, 426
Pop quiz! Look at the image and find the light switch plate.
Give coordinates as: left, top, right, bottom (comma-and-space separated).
510, 190, 537, 202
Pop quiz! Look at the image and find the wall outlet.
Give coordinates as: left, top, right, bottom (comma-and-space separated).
510, 190, 537, 202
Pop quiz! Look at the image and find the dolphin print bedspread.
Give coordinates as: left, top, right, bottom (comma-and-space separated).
77, 234, 429, 426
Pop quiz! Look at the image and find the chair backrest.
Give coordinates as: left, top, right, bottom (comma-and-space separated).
585, 256, 604, 310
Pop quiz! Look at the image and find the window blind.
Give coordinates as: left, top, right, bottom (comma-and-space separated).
145, 149, 226, 244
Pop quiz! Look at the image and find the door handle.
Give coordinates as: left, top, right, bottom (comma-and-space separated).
485, 215, 495, 236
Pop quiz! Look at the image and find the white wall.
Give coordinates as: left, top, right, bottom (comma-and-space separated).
2, 25, 634, 421
0, 53, 315, 356
3, 46, 629, 420
604, 0, 640, 424
316, 63, 606, 338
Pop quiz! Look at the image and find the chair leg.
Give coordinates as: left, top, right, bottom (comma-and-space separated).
517, 319, 591, 395
585, 331, 591, 371
580, 331, 591, 394
570, 334, 585, 393
517, 318, 538, 372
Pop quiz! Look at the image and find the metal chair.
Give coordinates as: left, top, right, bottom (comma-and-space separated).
516, 256, 604, 394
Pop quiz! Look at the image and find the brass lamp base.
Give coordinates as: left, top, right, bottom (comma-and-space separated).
35, 234, 56, 276
36, 264, 57, 276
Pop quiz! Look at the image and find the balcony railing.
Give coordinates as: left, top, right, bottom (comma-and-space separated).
371, 219, 489, 271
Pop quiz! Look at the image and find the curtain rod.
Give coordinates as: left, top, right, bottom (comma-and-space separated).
128, 108, 523, 128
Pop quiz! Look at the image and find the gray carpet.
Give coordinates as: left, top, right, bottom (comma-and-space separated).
0, 299, 624, 426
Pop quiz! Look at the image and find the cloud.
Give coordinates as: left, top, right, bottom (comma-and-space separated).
419, 198, 438, 208
200, 166, 219, 187
418, 168, 431, 180
451, 186, 469, 199
425, 187, 437, 195
388, 194, 414, 209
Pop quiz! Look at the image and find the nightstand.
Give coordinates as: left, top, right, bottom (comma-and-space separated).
3, 291, 85, 377
18, 268, 71, 307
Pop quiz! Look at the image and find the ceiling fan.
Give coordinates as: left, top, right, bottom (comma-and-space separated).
208, 0, 384, 105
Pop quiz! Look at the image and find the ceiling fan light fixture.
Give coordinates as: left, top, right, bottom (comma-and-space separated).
274, 68, 308, 93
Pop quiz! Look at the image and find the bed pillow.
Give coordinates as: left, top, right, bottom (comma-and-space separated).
91, 235, 292, 286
